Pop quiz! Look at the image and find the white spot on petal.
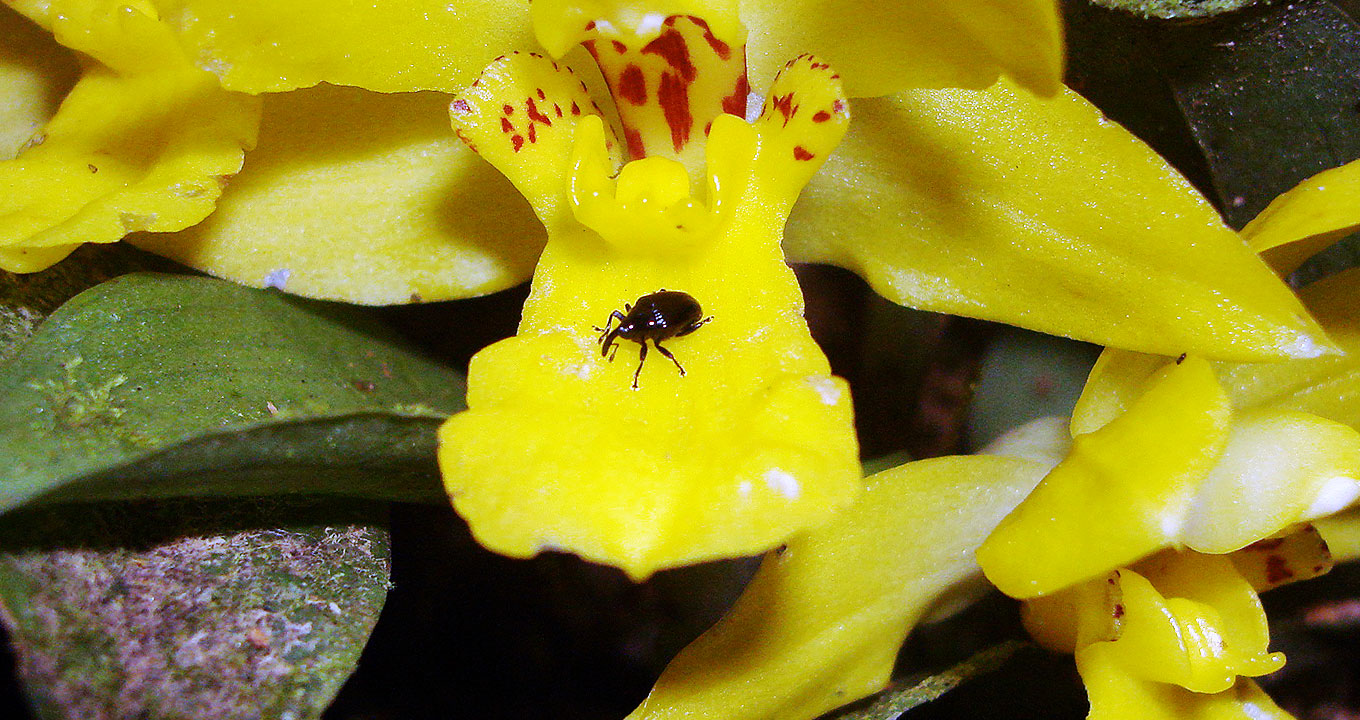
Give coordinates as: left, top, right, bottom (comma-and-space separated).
1307, 476, 1360, 519
745, 91, 764, 123
263, 269, 291, 289
738, 480, 752, 498
636, 12, 665, 35
807, 377, 842, 406
764, 468, 800, 500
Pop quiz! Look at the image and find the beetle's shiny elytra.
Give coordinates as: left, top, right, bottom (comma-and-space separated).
595, 290, 712, 389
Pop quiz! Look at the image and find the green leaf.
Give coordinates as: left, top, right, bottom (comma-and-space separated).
1089, 0, 1262, 20
0, 272, 465, 509
823, 640, 1026, 720
0, 496, 390, 720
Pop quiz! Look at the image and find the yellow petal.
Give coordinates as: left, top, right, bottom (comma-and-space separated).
150, 0, 536, 93
0, 3, 78, 160
1218, 267, 1360, 428
626, 456, 1049, 720
978, 357, 1232, 599
741, 0, 1063, 98
1243, 158, 1360, 276
133, 84, 542, 303
784, 81, 1331, 361
439, 55, 859, 578
1077, 669, 1293, 720
0, 0, 259, 273
1317, 507, 1360, 564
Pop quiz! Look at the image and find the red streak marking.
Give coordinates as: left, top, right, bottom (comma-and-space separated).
721, 74, 749, 116
625, 127, 646, 159
503, 104, 515, 115
612, 40, 627, 54
793, 146, 814, 161
704, 121, 712, 135
536, 88, 546, 100
585, 20, 596, 30
511, 135, 524, 152
642, 29, 695, 81
500, 117, 513, 133
583, 39, 600, 61
526, 98, 553, 125
571, 101, 581, 115
690, 16, 731, 60
554, 104, 563, 117
619, 64, 647, 104
812, 110, 831, 123
657, 71, 693, 152
455, 129, 477, 152
528, 123, 537, 143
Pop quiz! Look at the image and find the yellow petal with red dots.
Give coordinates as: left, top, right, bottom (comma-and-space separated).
978, 357, 1232, 599
742, 0, 1063, 98
1218, 267, 1360, 429
1230, 525, 1332, 592
147, 0, 535, 93
439, 54, 859, 579
783, 80, 1332, 361
133, 84, 543, 303
0, 0, 259, 273
1243, 158, 1360, 276
626, 456, 1049, 720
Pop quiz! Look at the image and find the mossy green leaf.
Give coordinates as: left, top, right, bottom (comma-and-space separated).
0, 272, 465, 509
0, 496, 390, 720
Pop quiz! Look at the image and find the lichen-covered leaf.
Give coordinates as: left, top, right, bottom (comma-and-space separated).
0, 272, 465, 510
134, 84, 544, 304
0, 496, 389, 720
784, 81, 1330, 361
822, 641, 1026, 720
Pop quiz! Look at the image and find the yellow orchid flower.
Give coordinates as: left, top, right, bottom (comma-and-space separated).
4, 0, 1330, 363
978, 274, 1360, 598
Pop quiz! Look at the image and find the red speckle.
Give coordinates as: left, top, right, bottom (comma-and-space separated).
526, 98, 553, 125
793, 146, 815, 161
704, 120, 712, 135
833, 99, 846, 113
642, 28, 695, 81
812, 110, 831, 123
1250, 538, 1287, 551
769, 93, 797, 125
503, 104, 515, 115
721, 74, 749, 116
657, 71, 693, 152
455, 129, 477, 152
536, 88, 546, 100
612, 40, 627, 54
625, 127, 646, 159
585, 20, 596, 30
512, 134, 524, 152
1112, 603, 1125, 619
500, 117, 513, 133
1265, 555, 1295, 585
571, 101, 581, 116
451, 99, 471, 114
583, 39, 600, 60
554, 103, 563, 117
619, 64, 647, 104
528, 123, 537, 143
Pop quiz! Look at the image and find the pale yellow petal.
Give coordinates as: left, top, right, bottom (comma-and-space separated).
742, 0, 1063, 98
626, 456, 1049, 720
134, 84, 543, 303
784, 81, 1329, 360
1243, 158, 1360, 276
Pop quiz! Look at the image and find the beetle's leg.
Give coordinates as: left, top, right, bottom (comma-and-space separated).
677, 315, 713, 337
653, 340, 686, 377
632, 342, 648, 389
607, 340, 620, 362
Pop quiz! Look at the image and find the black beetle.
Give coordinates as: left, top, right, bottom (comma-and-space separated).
596, 290, 712, 389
